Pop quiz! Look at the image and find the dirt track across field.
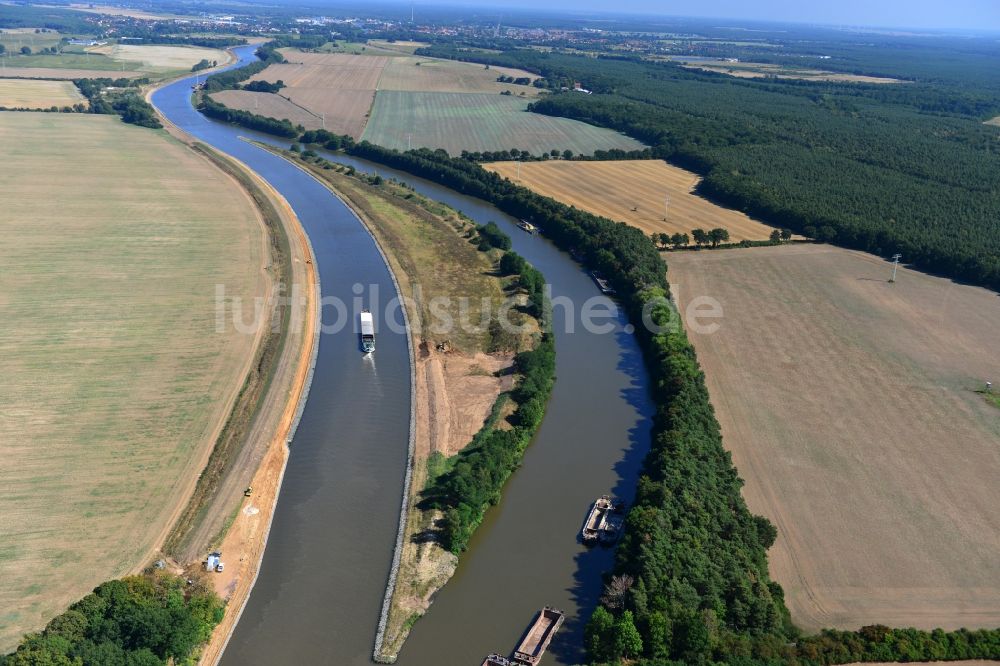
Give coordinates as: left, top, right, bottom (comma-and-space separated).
668, 244, 1000, 632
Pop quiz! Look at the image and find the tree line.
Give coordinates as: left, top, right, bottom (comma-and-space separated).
298, 140, 1000, 664
414, 43, 1000, 293
0, 572, 223, 666
73, 77, 161, 129
201, 43, 285, 93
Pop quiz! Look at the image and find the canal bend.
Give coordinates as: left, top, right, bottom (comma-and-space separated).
152, 45, 653, 666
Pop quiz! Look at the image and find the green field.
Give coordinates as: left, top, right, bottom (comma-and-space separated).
0, 113, 268, 651
361, 91, 645, 156
0, 51, 135, 71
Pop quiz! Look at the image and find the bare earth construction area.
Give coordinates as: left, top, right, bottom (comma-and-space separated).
668, 244, 1000, 632
0, 113, 269, 651
485, 159, 778, 241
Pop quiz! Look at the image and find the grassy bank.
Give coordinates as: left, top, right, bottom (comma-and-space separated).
161, 144, 292, 558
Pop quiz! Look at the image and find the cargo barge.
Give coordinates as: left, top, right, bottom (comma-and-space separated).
482, 654, 513, 666
513, 607, 564, 665
518, 220, 538, 234
589, 270, 616, 295
360, 310, 375, 354
581, 495, 626, 545
481, 607, 565, 666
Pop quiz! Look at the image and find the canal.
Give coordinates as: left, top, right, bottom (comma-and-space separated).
152, 45, 653, 666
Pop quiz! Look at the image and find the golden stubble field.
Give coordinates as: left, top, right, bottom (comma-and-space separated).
485, 159, 779, 241
668, 244, 1000, 632
0, 113, 269, 650
0, 78, 86, 108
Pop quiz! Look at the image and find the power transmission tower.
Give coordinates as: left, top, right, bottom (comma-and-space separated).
889, 253, 902, 283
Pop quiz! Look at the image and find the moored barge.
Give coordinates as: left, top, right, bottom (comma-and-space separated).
589, 270, 616, 295
581, 495, 626, 545
512, 607, 564, 665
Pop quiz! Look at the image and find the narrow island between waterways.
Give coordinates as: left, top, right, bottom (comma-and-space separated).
256, 143, 556, 663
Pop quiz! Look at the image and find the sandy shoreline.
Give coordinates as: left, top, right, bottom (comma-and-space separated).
195, 166, 319, 666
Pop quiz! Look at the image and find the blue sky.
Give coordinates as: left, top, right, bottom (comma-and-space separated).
474, 0, 1000, 31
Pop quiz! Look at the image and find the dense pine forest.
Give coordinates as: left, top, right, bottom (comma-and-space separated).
415, 41, 1000, 291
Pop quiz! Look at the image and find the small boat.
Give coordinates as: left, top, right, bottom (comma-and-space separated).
518, 220, 538, 234
512, 607, 564, 665
600, 500, 626, 546
482, 654, 512, 666
581, 495, 613, 544
360, 310, 375, 354
589, 270, 616, 295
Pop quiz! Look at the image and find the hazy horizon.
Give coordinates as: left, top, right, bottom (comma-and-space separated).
392, 0, 1000, 32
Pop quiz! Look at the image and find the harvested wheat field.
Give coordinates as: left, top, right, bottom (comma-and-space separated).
209, 89, 322, 130
0, 78, 85, 108
377, 55, 541, 95
486, 159, 779, 241
0, 113, 269, 651
248, 52, 388, 137
89, 43, 228, 72
668, 244, 1000, 632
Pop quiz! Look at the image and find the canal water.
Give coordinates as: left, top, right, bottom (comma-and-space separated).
152, 46, 653, 666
